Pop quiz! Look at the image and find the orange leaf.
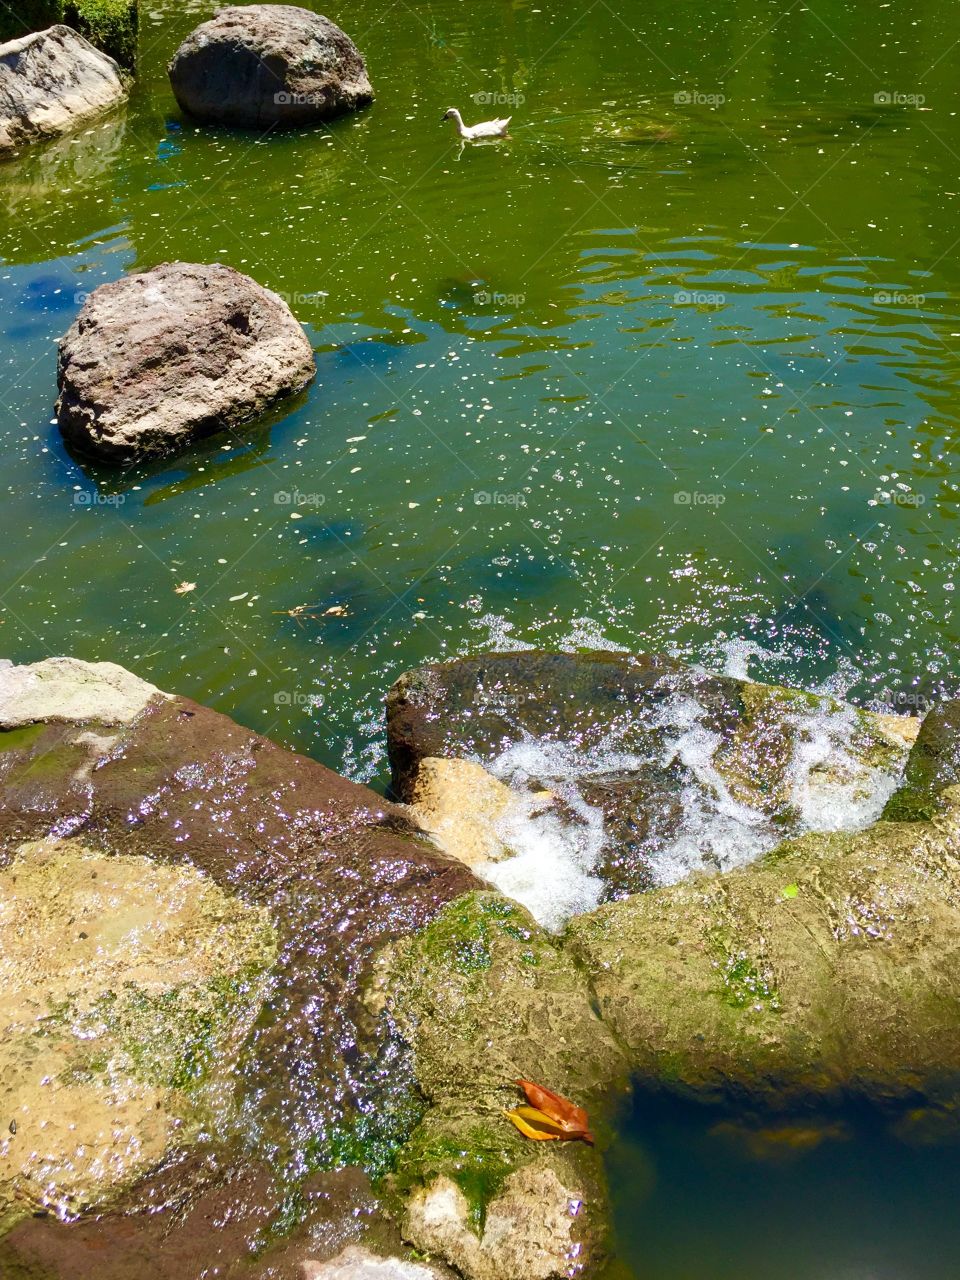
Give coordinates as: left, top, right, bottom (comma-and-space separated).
516, 1079, 595, 1145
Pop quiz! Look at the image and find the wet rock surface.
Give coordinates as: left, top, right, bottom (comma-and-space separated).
168, 5, 373, 129
388, 650, 917, 908
56, 261, 316, 464
883, 699, 960, 821
0, 658, 477, 1276
407, 756, 552, 868
0, 25, 127, 158
0, 836, 275, 1235
366, 890, 625, 1279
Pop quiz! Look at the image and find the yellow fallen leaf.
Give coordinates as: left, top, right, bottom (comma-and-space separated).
174, 581, 197, 595
504, 1106, 566, 1141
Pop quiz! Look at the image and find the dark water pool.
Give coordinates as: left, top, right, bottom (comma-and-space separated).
607, 1090, 960, 1280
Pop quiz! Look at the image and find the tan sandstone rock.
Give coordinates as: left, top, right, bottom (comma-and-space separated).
408, 756, 552, 868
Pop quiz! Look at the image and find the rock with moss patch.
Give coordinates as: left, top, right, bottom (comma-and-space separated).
0, 0, 138, 68
883, 700, 960, 822
404, 1165, 585, 1280
366, 891, 626, 1279
566, 808, 960, 1103
0, 656, 479, 1274
0, 836, 275, 1233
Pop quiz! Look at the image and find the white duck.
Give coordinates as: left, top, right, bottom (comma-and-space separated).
442, 107, 511, 141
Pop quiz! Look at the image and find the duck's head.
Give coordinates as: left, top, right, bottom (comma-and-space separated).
441, 107, 459, 123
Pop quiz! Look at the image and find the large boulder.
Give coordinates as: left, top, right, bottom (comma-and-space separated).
0, 656, 478, 1276
168, 5, 373, 129
0, 25, 126, 158
56, 262, 316, 463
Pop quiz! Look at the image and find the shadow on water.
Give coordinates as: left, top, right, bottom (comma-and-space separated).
59, 385, 314, 499
605, 1085, 960, 1280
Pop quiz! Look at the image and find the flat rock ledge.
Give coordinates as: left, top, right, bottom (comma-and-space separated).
56, 261, 316, 463
168, 4, 373, 128
0, 655, 165, 727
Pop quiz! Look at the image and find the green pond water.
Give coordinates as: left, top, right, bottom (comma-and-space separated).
3, 0, 960, 782
608, 1090, 960, 1280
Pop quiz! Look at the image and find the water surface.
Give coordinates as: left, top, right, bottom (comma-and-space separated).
608, 1090, 960, 1280
2, 0, 959, 780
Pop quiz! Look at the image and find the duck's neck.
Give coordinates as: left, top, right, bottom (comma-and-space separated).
451, 110, 468, 138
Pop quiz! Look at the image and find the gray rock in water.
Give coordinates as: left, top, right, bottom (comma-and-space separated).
168, 4, 373, 129
0, 25, 127, 158
56, 261, 316, 463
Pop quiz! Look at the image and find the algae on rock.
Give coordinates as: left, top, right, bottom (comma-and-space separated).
0, 837, 276, 1233
566, 813, 960, 1102
366, 891, 627, 1280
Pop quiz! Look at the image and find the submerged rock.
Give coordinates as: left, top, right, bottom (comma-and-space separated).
0, 656, 478, 1274
56, 261, 316, 464
0, 836, 275, 1234
168, 5, 373, 129
0, 25, 127, 158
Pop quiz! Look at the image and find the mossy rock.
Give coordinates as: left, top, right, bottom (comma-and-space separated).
566, 814, 960, 1103
883, 700, 960, 822
366, 891, 626, 1278
0, 838, 276, 1233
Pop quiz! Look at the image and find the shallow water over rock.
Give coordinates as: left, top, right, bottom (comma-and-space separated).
387, 650, 916, 927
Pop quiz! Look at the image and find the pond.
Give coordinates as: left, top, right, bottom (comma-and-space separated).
2, 0, 959, 786
3, 0, 960, 1274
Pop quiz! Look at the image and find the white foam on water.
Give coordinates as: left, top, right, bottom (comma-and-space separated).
467, 612, 535, 653
471, 682, 911, 928
479, 735, 643, 930
784, 699, 901, 832
645, 695, 772, 886
558, 615, 631, 653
